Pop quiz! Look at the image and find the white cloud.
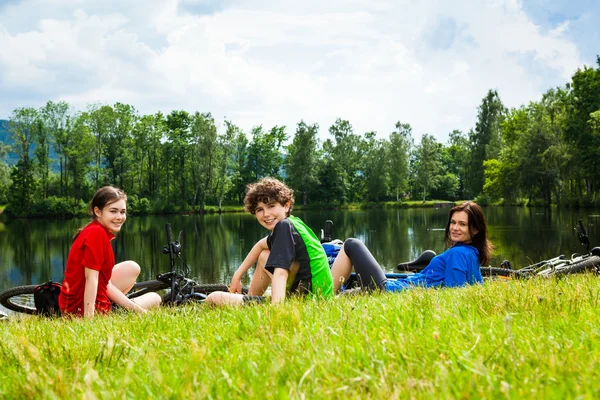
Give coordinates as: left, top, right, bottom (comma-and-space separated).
0, 0, 589, 144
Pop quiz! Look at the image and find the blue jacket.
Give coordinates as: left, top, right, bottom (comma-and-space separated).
386, 243, 482, 292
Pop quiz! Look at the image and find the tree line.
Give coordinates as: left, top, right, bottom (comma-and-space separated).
0, 56, 598, 217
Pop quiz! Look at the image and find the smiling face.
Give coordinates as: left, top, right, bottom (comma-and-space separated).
254, 200, 290, 231
94, 199, 127, 233
449, 210, 477, 244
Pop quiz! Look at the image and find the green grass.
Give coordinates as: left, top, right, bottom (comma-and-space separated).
2, 275, 600, 398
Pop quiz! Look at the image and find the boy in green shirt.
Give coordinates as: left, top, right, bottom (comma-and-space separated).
205, 177, 334, 306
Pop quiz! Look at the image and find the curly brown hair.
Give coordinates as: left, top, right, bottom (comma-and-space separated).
244, 177, 294, 216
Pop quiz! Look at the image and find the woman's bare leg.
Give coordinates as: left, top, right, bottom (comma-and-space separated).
330, 247, 353, 293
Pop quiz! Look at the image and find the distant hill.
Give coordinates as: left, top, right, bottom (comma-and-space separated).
0, 119, 59, 169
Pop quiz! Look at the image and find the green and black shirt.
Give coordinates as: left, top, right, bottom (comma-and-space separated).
265, 215, 334, 299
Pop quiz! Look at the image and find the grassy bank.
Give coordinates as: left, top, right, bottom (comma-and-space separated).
2, 275, 600, 398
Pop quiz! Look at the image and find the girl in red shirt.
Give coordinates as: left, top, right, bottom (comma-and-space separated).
58, 186, 161, 317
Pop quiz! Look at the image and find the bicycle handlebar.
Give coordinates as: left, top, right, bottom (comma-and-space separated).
576, 218, 590, 253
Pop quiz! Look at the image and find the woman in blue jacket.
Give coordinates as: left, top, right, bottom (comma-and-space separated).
331, 201, 493, 293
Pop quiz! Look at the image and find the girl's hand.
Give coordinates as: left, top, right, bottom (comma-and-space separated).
229, 273, 243, 293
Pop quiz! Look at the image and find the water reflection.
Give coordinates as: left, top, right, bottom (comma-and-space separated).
1, 207, 598, 291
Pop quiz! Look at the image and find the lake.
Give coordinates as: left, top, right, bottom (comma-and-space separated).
1, 206, 599, 292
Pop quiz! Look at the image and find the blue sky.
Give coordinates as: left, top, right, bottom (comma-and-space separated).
0, 0, 597, 143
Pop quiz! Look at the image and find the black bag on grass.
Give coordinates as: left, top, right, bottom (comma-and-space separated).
34, 280, 62, 316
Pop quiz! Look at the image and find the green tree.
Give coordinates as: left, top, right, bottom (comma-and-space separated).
326, 119, 363, 203
285, 121, 320, 205
213, 121, 238, 210
104, 102, 137, 188
467, 89, 506, 197
412, 134, 443, 201
563, 58, 600, 201
64, 114, 95, 204
165, 110, 191, 209
7, 107, 38, 213
387, 122, 412, 201
41, 101, 70, 196
32, 115, 50, 198
363, 132, 388, 202
85, 104, 116, 188
246, 125, 287, 181
483, 107, 526, 203
231, 128, 249, 202
0, 139, 11, 203
445, 130, 468, 199
132, 112, 166, 198
190, 112, 218, 211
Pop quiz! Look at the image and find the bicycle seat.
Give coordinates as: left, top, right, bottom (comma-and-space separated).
397, 250, 436, 272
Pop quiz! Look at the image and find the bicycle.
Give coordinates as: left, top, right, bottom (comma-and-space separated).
0, 223, 246, 316
480, 219, 600, 280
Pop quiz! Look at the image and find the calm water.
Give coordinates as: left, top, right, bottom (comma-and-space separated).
1, 207, 599, 293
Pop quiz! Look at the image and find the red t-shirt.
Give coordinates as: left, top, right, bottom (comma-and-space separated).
58, 220, 116, 315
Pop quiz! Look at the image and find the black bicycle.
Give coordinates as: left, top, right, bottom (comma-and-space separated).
0, 223, 246, 315
479, 219, 600, 280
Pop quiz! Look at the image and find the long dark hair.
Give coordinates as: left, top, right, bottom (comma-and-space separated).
72, 186, 127, 241
444, 201, 493, 265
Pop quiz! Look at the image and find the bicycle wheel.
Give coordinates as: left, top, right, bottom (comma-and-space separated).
552, 255, 600, 277
128, 280, 170, 299
0, 285, 38, 315
480, 267, 515, 280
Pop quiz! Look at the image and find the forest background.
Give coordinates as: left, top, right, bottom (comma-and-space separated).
0, 57, 599, 218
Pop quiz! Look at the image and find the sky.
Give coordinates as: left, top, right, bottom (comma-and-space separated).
0, 0, 598, 144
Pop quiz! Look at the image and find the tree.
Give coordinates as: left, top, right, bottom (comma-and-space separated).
231, 128, 249, 202
563, 58, 600, 200
285, 121, 320, 205
467, 89, 506, 197
388, 122, 412, 201
85, 104, 116, 188
64, 114, 95, 204
104, 102, 137, 188
326, 118, 364, 203
412, 134, 443, 201
363, 132, 388, 202
483, 107, 526, 203
213, 120, 238, 210
0, 139, 11, 203
32, 116, 50, 198
132, 112, 165, 198
165, 110, 191, 209
190, 112, 218, 211
444, 130, 468, 199
7, 107, 38, 213
246, 125, 287, 181
41, 101, 70, 196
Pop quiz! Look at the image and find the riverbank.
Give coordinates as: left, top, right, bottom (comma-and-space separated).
0, 200, 461, 219
2, 274, 599, 398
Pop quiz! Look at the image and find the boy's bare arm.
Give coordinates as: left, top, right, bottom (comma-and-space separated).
230, 237, 269, 293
